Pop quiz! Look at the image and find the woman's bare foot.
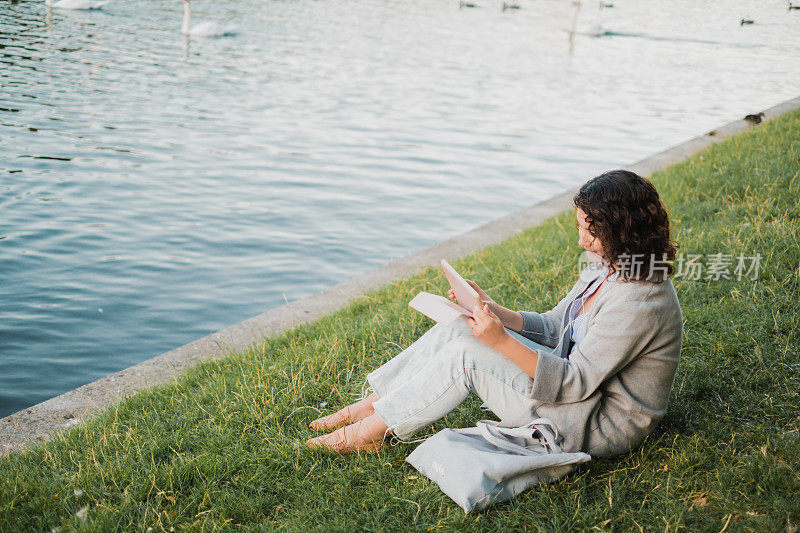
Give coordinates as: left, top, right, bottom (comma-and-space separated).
309, 392, 378, 431
306, 413, 389, 453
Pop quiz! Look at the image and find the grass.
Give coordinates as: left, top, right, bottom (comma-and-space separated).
1, 110, 799, 532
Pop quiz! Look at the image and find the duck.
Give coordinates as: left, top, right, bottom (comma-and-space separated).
181, 0, 236, 37
789, 2, 800, 10
744, 112, 765, 124
502, 2, 520, 11
459, 1, 478, 8
598, 1, 614, 8
45, 0, 107, 10
740, 18, 754, 25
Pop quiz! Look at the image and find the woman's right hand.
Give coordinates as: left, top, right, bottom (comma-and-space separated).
447, 279, 494, 306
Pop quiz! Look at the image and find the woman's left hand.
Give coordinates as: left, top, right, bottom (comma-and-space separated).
465, 302, 509, 350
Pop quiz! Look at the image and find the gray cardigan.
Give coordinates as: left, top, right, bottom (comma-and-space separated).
517, 265, 683, 458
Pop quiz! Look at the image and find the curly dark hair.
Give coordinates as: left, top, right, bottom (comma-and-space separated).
573, 169, 678, 282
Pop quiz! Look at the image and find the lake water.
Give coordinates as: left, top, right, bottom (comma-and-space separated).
1, 0, 798, 418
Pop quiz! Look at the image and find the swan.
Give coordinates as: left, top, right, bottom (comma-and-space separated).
181, 0, 236, 38
45, 0, 107, 10
572, 23, 613, 37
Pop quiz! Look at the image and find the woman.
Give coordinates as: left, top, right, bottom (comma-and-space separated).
307, 169, 683, 458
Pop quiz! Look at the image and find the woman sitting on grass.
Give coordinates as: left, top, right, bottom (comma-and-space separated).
307, 169, 683, 457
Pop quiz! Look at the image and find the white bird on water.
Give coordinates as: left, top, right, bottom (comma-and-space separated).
181, 0, 236, 38
45, 0, 107, 10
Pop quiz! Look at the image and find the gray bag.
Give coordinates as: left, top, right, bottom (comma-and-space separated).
405, 418, 591, 513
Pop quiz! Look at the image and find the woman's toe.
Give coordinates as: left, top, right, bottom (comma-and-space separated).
306, 429, 346, 451
309, 409, 349, 430
306, 433, 336, 448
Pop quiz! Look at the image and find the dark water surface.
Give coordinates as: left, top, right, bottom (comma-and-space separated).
1, 0, 798, 417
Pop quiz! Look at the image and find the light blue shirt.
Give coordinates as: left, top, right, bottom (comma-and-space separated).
570, 311, 589, 345
567, 264, 613, 348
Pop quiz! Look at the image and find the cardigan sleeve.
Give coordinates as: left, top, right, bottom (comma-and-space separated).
529, 295, 660, 404
516, 282, 581, 348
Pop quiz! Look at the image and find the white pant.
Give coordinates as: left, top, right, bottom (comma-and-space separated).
367, 319, 555, 439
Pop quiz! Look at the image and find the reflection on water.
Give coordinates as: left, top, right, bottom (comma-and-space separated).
1, 0, 798, 417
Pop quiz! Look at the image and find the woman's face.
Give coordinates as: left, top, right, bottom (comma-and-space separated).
576, 208, 605, 262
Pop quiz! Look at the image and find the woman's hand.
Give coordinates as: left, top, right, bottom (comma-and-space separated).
448, 280, 524, 332
465, 302, 509, 350
447, 279, 494, 306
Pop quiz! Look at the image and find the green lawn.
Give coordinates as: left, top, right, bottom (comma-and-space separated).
1, 110, 799, 532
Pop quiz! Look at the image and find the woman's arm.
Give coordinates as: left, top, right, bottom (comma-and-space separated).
448, 280, 524, 332
515, 286, 580, 347
465, 303, 539, 378
488, 301, 524, 332
492, 333, 539, 378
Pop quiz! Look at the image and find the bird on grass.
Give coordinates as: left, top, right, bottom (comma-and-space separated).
45, 0, 107, 10
744, 112, 765, 125
181, 0, 237, 38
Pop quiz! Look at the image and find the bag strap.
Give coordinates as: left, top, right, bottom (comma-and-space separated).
525, 418, 562, 450
510, 417, 562, 447
477, 418, 562, 456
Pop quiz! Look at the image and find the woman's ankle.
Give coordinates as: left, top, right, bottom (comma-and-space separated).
352, 413, 389, 442
365, 391, 379, 405
349, 393, 378, 421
